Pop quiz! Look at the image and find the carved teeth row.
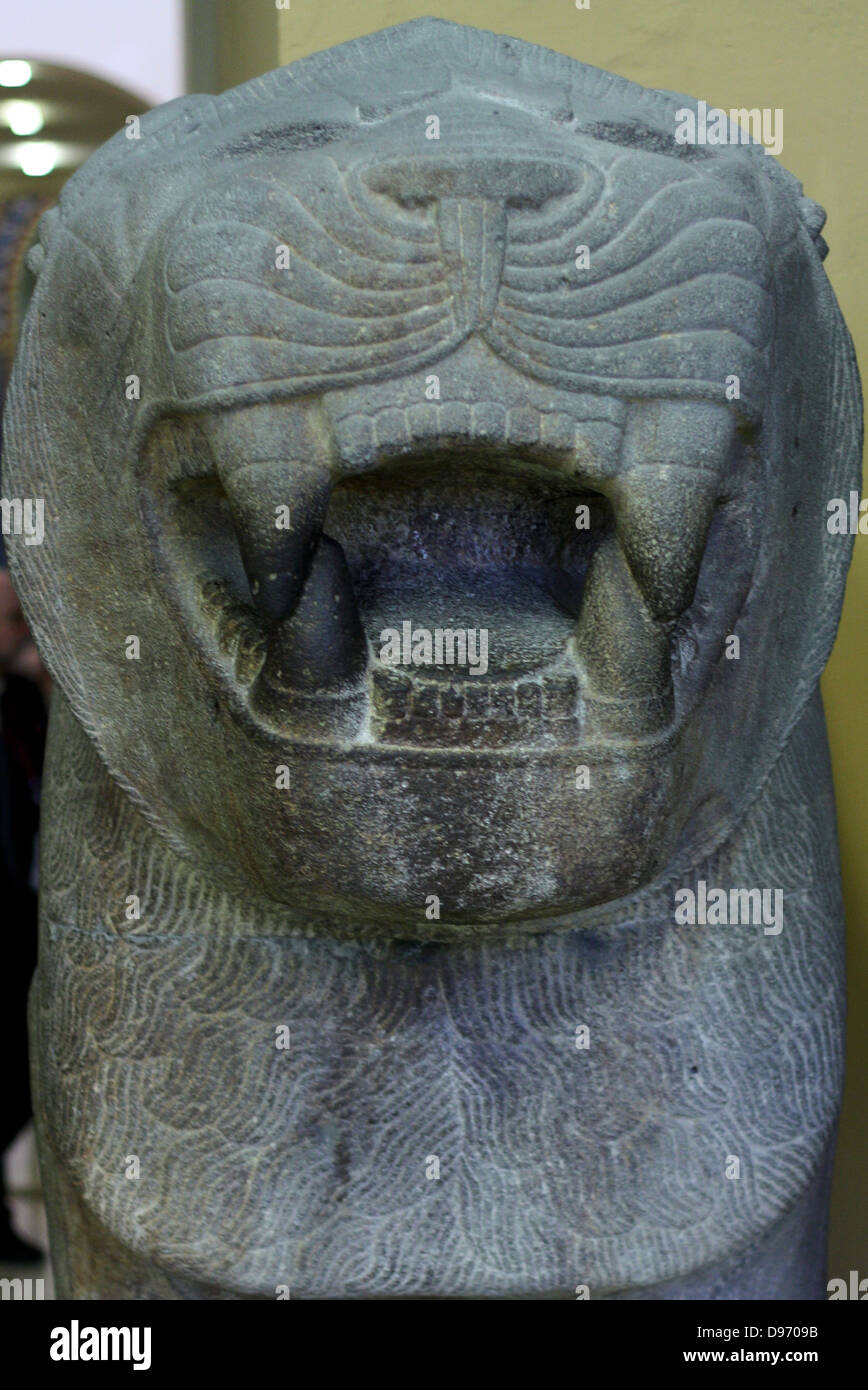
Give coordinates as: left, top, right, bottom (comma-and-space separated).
372, 668, 582, 748
372, 668, 579, 723
329, 398, 625, 472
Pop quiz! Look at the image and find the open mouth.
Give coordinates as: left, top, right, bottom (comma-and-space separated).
325, 455, 610, 748
153, 390, 752, 754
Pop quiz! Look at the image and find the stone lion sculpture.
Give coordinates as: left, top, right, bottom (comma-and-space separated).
2, 19, 861, 1298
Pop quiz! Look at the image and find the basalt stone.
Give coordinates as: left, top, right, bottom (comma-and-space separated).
2, 19, 861, 1299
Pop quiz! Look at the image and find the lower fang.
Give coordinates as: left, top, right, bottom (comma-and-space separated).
570, 533, 673, 737
249, 536, 368, 728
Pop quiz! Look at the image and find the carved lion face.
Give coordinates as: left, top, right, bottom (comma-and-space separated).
3, 22, 859, 932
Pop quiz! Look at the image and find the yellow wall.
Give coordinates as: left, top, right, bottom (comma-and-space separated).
192, 0, 868, 1276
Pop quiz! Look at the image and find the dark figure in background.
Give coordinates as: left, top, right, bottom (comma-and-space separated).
0, 535, 48, 1262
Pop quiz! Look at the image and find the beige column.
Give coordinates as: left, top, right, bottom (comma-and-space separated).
184, 0, 279, 93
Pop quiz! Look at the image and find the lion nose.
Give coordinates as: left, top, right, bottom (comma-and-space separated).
361, 155, 580, 332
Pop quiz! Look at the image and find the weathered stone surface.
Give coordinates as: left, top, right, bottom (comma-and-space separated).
2, 19, 861, 1298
